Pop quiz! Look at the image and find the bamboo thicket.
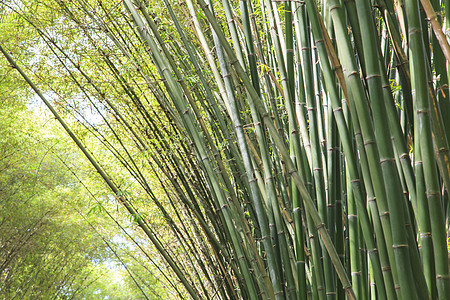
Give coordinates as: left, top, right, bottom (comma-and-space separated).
1, 0, 450, 298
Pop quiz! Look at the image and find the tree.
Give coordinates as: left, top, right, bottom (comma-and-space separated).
0, 75, 166, 299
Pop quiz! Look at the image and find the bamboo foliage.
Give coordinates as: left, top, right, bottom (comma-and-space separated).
1, 0, 450, 298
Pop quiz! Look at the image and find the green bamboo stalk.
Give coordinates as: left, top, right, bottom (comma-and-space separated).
360, 223, 369, 300
60, 152, 187, 297
154, 1, 276, 296
302, 1, 394, 298
238, 1, 298, 295
429, 1, 450, 226
123, 2, 263, 297
420, 0, 450, 63
292, 3, 335, 298
0, 42, 202, 300
369, 8, 446, 297
194, 1, 356, 298
10, 1, 450, 299
347, 167, 363, 299
326, 90, 338, 257
354, 3, 431, 299
240, 0, 304, 297
415, 120, 438, 299
208, 2, 282, 298
405, 0, 450, 298
239, 0, 260, 95
326, 0, 423, 298
382, 0, 450, 196
444, 0, 450, 147
334, 160, 345, 300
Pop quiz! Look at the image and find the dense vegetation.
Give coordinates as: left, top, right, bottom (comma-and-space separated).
1, 0, 450, 299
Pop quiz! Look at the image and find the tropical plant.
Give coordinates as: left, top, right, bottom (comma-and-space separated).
1, 0, 450, 299
0, 101, 161, 299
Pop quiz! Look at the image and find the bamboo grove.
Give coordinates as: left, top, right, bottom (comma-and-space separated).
1, 0, 450, 299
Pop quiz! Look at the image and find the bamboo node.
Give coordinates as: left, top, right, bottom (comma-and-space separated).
348, 71, 359, 77
426, 191, 440, 197
419, 232, 432, 238
380, 211, 389, 217
399, 153, 409, 159
350, 179, 360, 183
265, 175, 274, 182
392, 244, 408, 249
351, 272, 362, 275
316, 223, 326, 230
343, 285, 353, 291
328, 4, 340, 12
436, 274, 450, 279
314, 39, 324, 44
364, 140, 376, 146
437, 147, 449, 154
365, 74, 381, 80
381, 266, 391, 272
230, 58, 239, 65
409, 28, 422, 35
380, 158, 395, 164
368, 197, 377, 202
274, 291, 284, 296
